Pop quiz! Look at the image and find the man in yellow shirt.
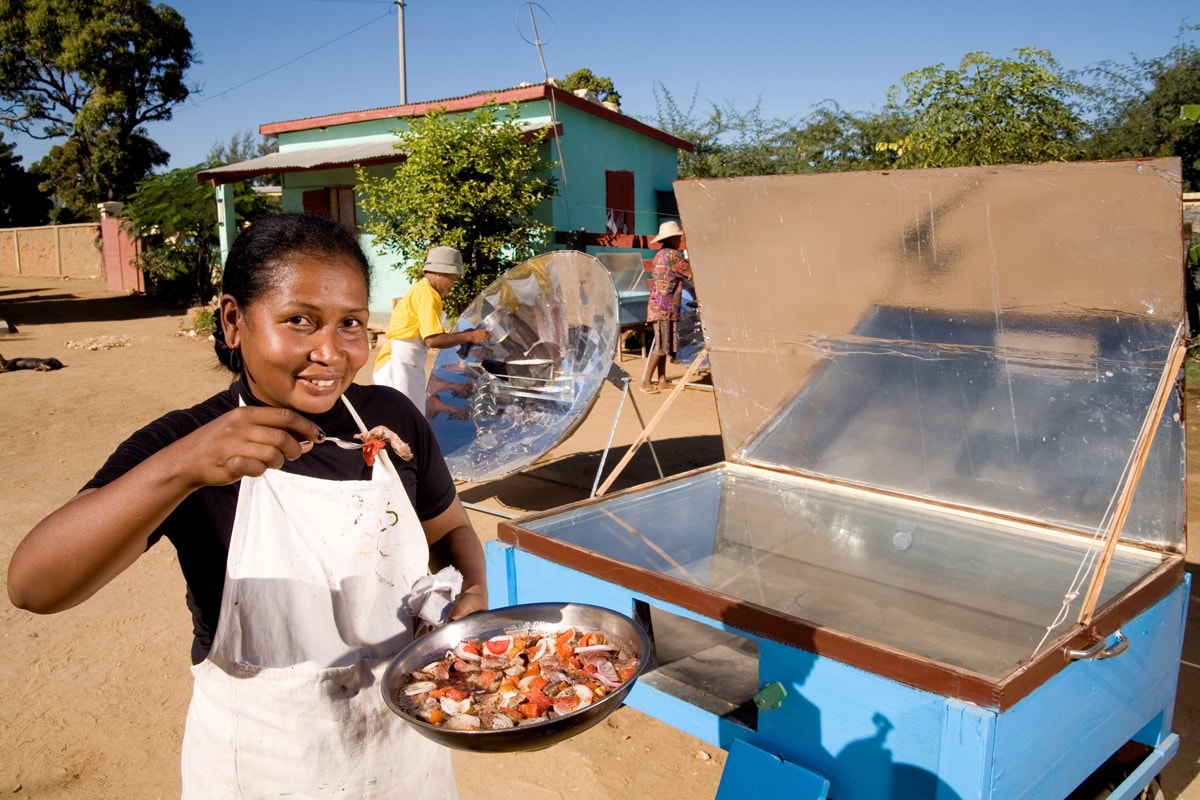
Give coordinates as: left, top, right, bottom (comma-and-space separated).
373, 246, 489, 404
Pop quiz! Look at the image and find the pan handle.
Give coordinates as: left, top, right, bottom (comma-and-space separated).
457, 342, 473, 359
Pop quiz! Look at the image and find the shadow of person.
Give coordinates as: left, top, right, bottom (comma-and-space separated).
831, 712, 963, 800
770, 650, 836, 779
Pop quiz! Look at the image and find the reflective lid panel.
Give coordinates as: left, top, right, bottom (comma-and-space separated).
427, 251, 620, 483
675, 159, 1186, 545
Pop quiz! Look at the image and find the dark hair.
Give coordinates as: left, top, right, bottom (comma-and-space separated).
213, 213, 372, 371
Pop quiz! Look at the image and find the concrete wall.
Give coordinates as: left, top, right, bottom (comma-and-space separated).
0, 223, 104, 278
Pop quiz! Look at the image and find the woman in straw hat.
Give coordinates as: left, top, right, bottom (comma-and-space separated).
642, 219, 693, 393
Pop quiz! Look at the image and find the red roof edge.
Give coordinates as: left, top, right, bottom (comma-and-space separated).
259, 84, 694, 153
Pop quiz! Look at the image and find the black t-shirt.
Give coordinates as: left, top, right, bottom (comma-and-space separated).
84, 378, 457, 664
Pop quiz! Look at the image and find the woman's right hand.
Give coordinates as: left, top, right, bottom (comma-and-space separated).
7, 406, 322, 613
174, 406, 322, 489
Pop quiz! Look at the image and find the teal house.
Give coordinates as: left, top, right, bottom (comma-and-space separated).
197, 82, 693, 315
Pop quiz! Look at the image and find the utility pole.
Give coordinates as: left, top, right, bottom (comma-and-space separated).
397, 1, 407, 104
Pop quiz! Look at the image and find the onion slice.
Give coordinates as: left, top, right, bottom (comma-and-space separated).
403, 680, 438, 696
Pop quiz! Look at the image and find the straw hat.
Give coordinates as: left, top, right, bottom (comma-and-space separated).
424, 246, 463, 275
650, 219, 684, 244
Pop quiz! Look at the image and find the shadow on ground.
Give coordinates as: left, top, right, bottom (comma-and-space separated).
0, 288, 185, 327
1163, 563, 1200, 794
459, 433, 725, 513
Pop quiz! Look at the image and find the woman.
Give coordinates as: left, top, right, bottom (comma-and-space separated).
8, 213, 486, 798
642, 219, 694, 393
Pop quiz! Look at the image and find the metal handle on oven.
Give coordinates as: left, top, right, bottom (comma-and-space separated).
1067, 629, 1129, 661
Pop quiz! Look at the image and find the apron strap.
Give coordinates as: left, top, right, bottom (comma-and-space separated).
340, 394, 406, 486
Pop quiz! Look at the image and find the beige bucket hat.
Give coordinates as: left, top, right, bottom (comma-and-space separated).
650, 219, 684, 244
424, 246, 464, 275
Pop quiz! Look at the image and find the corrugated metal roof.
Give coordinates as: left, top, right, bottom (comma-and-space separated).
196, 139, 404, 184
195, 120, 565, 185
260, 84, 540, 133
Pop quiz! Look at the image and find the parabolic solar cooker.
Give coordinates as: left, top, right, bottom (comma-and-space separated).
426, 250, 621, 484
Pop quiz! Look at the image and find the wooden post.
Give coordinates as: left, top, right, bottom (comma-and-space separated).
595, 349, 709, 497
1077, 328, 1187, 625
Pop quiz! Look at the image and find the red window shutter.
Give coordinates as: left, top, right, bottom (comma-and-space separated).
302, 189, 330, 217
605, 171, 634, 234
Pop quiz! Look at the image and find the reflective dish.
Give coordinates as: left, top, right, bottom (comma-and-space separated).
425, 251, 620, 483
381, 602, 650, 753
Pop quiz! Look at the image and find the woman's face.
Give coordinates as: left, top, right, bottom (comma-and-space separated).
221, 253, 371, 415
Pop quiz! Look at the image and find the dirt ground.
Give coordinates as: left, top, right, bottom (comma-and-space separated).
2, 274, 1199, 799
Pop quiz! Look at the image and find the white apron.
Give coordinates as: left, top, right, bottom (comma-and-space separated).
373, 337, 428, 403
180, 395, 457, 799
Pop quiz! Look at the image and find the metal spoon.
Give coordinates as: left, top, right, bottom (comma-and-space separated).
318, 435, 363, 450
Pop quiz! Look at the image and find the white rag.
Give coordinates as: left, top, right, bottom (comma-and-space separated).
403, 566, 463, 630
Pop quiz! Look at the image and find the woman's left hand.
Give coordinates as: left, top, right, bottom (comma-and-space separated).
448, 583, 488, 620
424, 497, 488, 621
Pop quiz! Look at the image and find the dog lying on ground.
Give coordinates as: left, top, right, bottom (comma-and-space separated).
0, 354, 64, 372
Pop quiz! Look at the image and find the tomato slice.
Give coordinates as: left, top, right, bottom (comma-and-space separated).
484, 636, 512, 655
524, 676, 554, 707
552, 692, 580, 710
525, 639, 548, 663
517, 701, 544, 719
360, 438, 386, 466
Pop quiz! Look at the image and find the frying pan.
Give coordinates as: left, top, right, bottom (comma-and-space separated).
380, 602, 650, 753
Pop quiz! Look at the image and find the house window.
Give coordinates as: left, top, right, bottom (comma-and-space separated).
302, 186, 358, 231
606, 170, 634, 235
656, 190, 679, 223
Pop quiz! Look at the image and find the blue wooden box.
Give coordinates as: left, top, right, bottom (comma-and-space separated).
490, 159, 1189, 799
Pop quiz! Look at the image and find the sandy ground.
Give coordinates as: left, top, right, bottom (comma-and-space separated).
0, 276, 726, 799
1, 274, 1199, 799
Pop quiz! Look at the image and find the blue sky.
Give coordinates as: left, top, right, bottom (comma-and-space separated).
7, 0, 1198, 170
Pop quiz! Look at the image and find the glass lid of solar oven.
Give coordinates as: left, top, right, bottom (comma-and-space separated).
504, 159, 1188, 687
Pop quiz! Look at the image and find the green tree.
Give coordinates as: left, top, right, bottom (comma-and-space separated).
885, 48, 1086, 168
0, 131, 50, 226
121, 162, 278, 303
0, 0, 194, 219
1081, 25, 1200, 191
649, 83, 796, 179
356, 103, 557, 314
559, 68, 621, 107
208, 130, 279, 187
783, 102, 911, 173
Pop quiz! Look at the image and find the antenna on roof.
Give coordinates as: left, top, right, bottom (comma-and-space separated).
396, 1, 407, 104
517, 2, 569, 197
518, 2, 552, 84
